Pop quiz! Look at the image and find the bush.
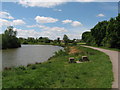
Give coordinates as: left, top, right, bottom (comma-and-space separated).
2, 26, 21, 49
18, 66, 26, 70
54, 49, 68, 57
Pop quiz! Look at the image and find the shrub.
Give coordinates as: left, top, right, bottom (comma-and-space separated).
18, 66, 26, 70
54, 49, 68, 57
30, 65, 36, 70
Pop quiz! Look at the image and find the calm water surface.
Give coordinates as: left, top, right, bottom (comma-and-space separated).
2, 45, 63, 68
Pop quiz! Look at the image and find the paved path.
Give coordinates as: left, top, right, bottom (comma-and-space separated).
81, 45, 119, 89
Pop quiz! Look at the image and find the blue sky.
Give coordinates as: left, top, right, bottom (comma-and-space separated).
0, 1, 119, 39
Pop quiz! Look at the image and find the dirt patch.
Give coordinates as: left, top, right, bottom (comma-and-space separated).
69, 46, 79, 54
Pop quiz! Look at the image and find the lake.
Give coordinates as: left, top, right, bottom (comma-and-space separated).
2, 45, 63, 69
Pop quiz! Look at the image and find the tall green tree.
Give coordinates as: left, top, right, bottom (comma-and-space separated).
91, 21, 108, 46
82, 14, 120, 49
63, 34, 69, 45
2, 26, 21, 49
82, 31, 95, 45
57, 37, 60, 44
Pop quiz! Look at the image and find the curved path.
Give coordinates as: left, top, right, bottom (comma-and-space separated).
81, 45, 119, 89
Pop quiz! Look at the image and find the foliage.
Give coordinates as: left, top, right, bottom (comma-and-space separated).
54, 49, 68, 56
82, 31, 96, 46
0, 34, 2, 49
82, 14, 120, 49
1, 26, 21, 49
19, 35, 79, 47
19, 37, 51, 44
57, 37, 61, 44
63, 34, 69, 45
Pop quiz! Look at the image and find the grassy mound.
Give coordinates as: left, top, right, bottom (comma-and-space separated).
2, 46, 113, 88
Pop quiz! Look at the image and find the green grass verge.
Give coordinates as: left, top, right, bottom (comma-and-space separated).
77, 42, 86, 45
84, 45, 120, 52
2, 46, 113, 88
96, 46, 120, 52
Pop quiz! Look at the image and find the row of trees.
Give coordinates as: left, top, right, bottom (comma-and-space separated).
0, 26, 21, 49
82, 14, 120, 49
19, 34, 77, 46
0, 26, 80, 49
19, 37, 51, 44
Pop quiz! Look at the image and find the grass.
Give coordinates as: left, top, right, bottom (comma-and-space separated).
83, 44, 120, 52
0, 72, 1, 90
95, 46, 120, 52
2, 46, 113, 88
77, 42, 86, 45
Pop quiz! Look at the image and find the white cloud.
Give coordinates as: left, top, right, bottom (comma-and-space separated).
27, 24, 67, 32
75, 0, 94, 2
71, 21, 82, 27
18, 0, 67, 8
18, 0, 95, 8
35, 16, 58, 23
62, 19, 82, 27
26, 24, 68, 39
0, 11, 14, 19
27, 25, 38, 28
66, 28, 90, 39
27, 25, 50, 30
13, 28, 39, 38
96, 13, 105, 17
50, 27, 67, 32
13, 19, 26, 25
62, 19, 72, 24
0, 19, 26, 27
13, 27, 67, 39
18, 0, 118, 8
53, 9, 62, 12
67, 33, 80, 39
0, 19, 11, 26
12, 26, 90, 40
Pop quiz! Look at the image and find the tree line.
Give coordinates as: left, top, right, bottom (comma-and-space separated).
0, 26, 21, 49
19, 34, 78, 46
0, 26, 80, 49
82, 14, 120, 49
19, 37, 51, 44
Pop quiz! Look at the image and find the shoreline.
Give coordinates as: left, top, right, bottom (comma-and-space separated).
2, 44, 64, 70
3, 46, 113, 88
2, 46, 113, 88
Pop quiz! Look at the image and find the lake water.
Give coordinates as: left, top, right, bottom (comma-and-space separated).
2, 45, 63, 69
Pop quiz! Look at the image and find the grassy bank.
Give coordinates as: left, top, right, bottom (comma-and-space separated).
77, 42, 120, 52
2, 46, 113, 88
94, 46, 120, 52
84, 45, 120, 52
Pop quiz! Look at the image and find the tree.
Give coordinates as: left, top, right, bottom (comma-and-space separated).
43, 37, 50, 43
82, 31, 95, 45
82, 14, 120, 49
63, 34, 69, 45
2, 26, 21, 49
57, 37, 60, 44
91, 21, 108, 46
0, 34, 2, 49
72, 39, 77, 45
5, 26, 17, 37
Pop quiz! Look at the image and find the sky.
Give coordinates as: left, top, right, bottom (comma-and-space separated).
0, 0, 119, 40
